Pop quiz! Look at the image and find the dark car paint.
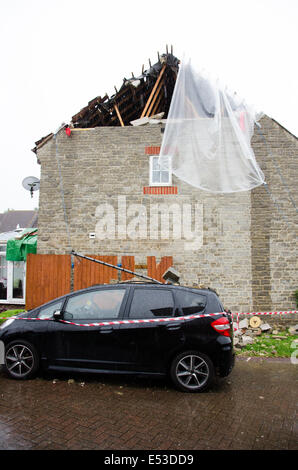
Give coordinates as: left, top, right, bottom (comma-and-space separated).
0, 284, 234, 379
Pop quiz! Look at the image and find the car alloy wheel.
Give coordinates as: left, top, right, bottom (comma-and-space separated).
5, 341, 39, 380
171, 351, 214, 392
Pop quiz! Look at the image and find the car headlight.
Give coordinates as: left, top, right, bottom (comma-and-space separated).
0, 318, 15, 330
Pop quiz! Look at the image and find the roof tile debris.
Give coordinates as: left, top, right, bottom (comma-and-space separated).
32, 48, 180, 154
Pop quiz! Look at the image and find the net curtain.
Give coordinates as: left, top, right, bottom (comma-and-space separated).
159, 58, 265, 193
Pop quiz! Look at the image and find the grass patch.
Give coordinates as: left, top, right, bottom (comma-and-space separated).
0, 310, 25, 324
235, 334, 296, 358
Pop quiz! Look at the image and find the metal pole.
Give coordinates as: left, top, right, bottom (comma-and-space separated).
71, 251, 163, 284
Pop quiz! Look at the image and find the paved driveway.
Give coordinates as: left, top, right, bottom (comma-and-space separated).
0, 358, 297, 451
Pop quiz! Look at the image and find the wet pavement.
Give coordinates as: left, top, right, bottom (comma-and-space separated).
0, 358, 297, 451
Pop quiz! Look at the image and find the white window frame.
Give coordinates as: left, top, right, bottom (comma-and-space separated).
149, 155, 172, 186
0, 245, 26, 305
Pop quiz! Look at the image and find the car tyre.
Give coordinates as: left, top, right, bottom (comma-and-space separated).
170, 350, 214, 393
4, 340, 39, 380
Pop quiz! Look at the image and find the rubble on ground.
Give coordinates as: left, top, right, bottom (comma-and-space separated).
233, 316, 298, 351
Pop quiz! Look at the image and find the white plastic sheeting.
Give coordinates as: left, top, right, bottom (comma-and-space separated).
159, 58, 265, 193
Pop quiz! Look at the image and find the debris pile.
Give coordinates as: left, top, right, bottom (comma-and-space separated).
32, 48, 179, 154
233, 316, 298, 351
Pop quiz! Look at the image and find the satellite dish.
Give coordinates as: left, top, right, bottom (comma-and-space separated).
22, 176, 40, 198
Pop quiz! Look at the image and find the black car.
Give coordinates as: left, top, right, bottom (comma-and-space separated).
0, 283, 234, 392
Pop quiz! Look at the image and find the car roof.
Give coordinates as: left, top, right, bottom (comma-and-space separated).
84, 282, 219, 296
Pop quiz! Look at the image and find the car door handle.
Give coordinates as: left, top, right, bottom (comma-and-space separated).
164, 323, 182, 331
99, 326, 113, 334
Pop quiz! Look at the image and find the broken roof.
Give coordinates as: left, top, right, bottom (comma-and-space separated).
32, 48, 180, 154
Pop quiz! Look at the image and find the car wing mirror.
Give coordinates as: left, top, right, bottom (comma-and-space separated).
53, 310, 62, 320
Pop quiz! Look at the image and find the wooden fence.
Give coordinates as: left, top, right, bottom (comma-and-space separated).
25, 254, 173, 310
26, 254, 71, 311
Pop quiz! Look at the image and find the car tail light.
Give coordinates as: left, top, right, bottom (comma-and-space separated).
211, 316, 231, 337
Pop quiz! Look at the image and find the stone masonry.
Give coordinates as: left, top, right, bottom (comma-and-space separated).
35, 116, 298, 313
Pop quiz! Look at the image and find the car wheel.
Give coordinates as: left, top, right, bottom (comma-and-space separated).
4, 340, 39, 380
170, 351, 214, 392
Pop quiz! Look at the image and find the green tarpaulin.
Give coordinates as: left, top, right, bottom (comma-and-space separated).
6, 229, 37, 261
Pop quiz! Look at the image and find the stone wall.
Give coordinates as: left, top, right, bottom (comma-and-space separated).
250, 117, 297, 311
36, 116, 298, 313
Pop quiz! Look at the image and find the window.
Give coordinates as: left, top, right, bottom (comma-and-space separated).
38, 300, 64, 319
175, 291, 207, 316
0, 243, 25, 304
0, 250, 7, 301
149, 155, 172, 186
129, 288, 174, 319
64, 289, 126, 320
12, 261, 25, 299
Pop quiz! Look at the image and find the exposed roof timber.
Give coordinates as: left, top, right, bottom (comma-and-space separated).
32, 49, 180, 154
141, 63, 166, 118
71, 53, 179, 128
114, 103, 124, 127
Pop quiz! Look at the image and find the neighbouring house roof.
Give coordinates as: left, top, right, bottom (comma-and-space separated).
32, 48, 180, 154
0, 210, 38, 233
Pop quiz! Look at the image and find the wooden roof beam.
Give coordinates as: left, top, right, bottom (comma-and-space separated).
114, 104, 125, 127
140, 63, 166, 118
146, 77, 164, 117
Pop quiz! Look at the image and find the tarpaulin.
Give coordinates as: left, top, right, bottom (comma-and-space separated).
6, 228, 37, 261
159, 57, 265, 193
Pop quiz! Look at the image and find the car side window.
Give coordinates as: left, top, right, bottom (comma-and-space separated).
206, 294, 224, 314
64, 289, 126, 320
175, 291, 207, 316
129, 288, 174, 319
38, 300, 64, 319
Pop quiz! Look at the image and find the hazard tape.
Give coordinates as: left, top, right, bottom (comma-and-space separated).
54, 312, 226, 327
231, 311, 298, 331
231, 311, 298, 316
1, 310, 297, 328
0, 312, 224, 327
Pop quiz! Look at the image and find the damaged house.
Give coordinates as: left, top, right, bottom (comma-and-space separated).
31, 49, 297, 313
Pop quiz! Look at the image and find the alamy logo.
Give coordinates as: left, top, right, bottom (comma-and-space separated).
95, 196, 203, 250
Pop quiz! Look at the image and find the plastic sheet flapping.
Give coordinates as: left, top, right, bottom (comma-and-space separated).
159, 58, 265, 193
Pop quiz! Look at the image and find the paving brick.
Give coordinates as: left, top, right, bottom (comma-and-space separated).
0, 358, 297, 450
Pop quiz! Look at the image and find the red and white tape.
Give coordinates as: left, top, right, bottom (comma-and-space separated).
0, 312, 224, 327
231, 311, 298, 316
1, 310, 297, 328
231, 311, 298, 331
57, 312, 224, 327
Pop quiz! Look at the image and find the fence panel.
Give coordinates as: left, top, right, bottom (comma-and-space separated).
73, 255, 118, 291
147, 256, 173, 283
25, 254, 174, 310
26, 254, 71, 311
121, 256, 135, 281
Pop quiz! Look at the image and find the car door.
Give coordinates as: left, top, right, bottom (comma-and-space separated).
46, 286, 129, 372
21, 299, 66, 360
117, 286, 185, 374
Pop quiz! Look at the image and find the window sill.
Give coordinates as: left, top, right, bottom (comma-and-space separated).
0, 299, 25, 305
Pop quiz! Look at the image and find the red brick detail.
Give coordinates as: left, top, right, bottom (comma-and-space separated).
143, 186, 178, 195
145, 146, 161, 155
